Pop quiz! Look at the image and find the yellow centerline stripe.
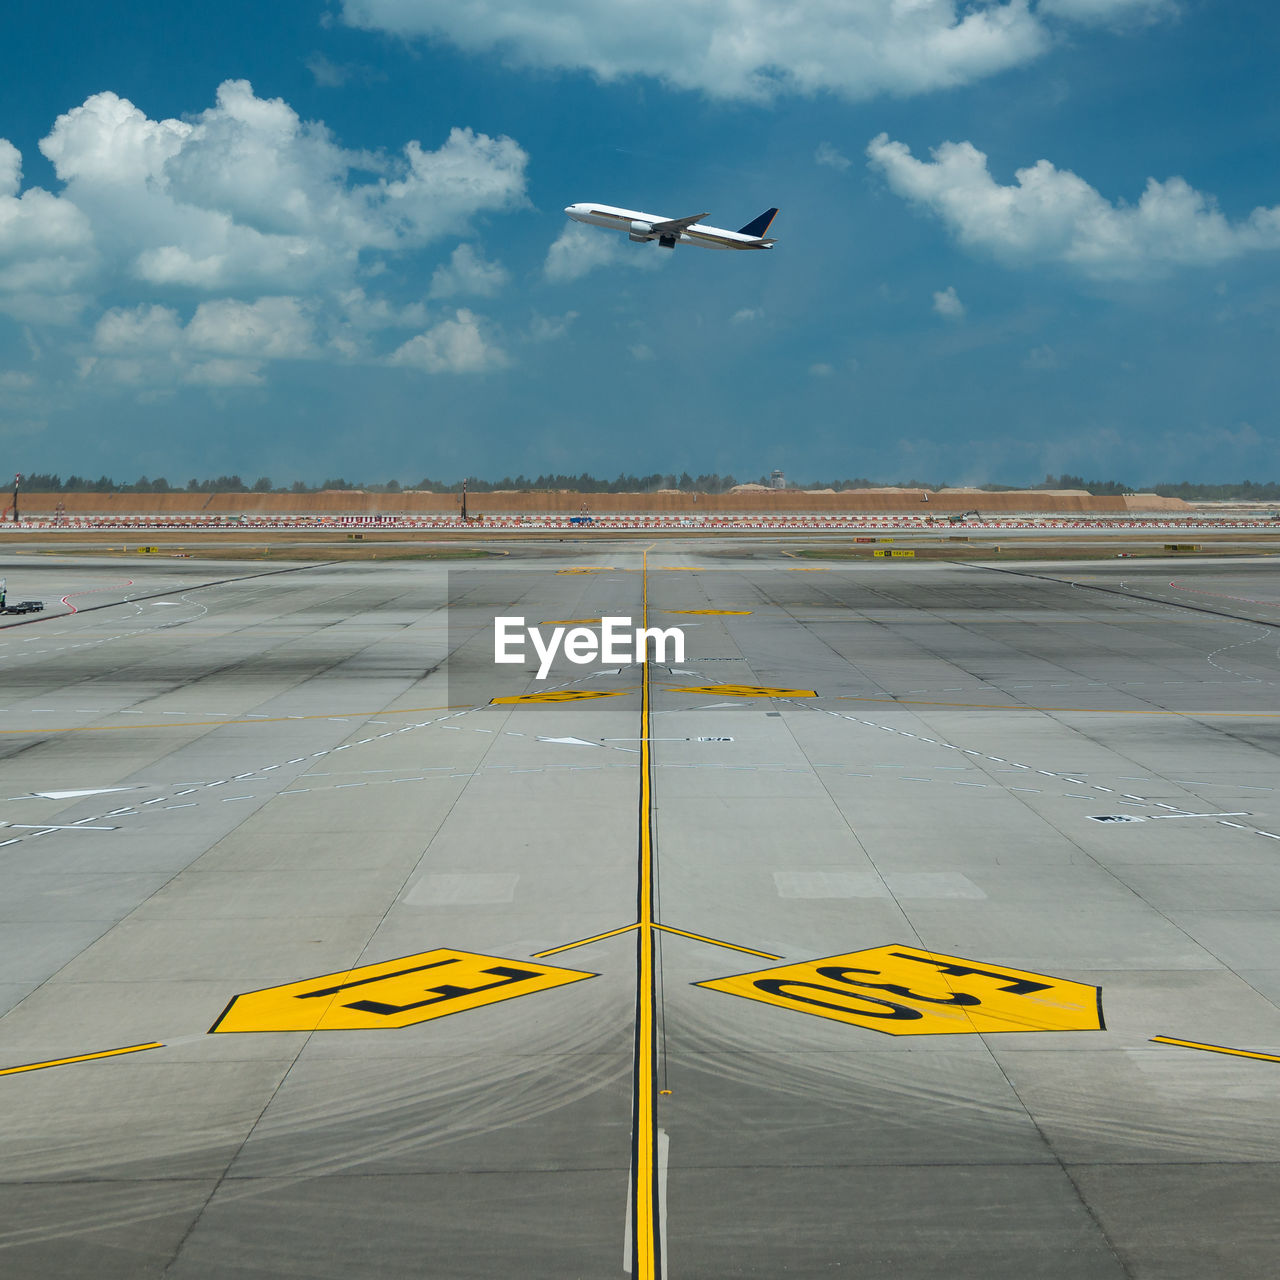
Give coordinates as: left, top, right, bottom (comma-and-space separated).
1151, 1036, 1280, 1063
652, 925, 782, 960
633, 545, 661, 1279
531, 923, 640, 958
0, 1041, 164, 1077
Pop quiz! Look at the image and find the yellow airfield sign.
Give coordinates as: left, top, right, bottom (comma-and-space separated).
668, 684, 817, 698
697, 944, 1103, 1036
211, 949, 596, 1033
665, 609, 752, 616
490, 689, 630, 704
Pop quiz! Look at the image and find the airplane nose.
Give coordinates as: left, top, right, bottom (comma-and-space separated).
564, 204, 577, 216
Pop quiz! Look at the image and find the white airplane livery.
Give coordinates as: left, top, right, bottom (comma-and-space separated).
564, 202, 779, 251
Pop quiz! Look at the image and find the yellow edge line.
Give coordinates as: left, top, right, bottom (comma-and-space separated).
652, 925, 782, 960
835, 696, 1280, 718
0, 704, 469, 736
635, 544, 659, 1279
637, 547, 658, 1276
531, 924, 640, 958
0, 1041, 164, 1076
1151, 1036, 1280, 1063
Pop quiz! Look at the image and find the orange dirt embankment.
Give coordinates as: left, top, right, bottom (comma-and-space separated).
17, 489, 1190, 517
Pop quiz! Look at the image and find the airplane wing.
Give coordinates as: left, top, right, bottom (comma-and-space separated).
649, 212, 709, 236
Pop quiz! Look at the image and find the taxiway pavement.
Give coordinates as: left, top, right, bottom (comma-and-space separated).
2, 546, 1279, 1277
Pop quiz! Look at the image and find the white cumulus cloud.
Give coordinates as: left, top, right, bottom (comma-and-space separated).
932, 285, 966, 318
544, 223, 668, 282
389, 309, 508, 373
867, 133, 1280, 279
186, 297, 317, 359
429, 242, 510, 298
815, 142, 851, 171
341, 0, 1167, 102
36, 82, 527, 296
86, 297, 315, 388
527, 311, 578, 342
0, 81, 529, 393
0, 137, 96, 320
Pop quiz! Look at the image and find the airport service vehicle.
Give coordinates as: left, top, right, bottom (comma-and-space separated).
564, 202, 778, 250
0, 580, 43, 614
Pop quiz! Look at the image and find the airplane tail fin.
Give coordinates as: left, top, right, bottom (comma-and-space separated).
737, 207, 778, 238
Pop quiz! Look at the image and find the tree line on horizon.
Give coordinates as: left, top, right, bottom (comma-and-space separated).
11, 471, 1280, 502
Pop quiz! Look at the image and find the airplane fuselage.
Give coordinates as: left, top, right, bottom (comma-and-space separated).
564, 203, 775, 250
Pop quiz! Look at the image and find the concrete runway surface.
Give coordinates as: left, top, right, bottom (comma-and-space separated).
2, 544, 1280, 1277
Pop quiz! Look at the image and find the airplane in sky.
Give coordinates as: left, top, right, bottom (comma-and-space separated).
564, 203, 778, 251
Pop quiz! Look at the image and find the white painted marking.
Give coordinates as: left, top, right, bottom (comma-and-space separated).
31, 787, 136, 800
5, 823, 118, 831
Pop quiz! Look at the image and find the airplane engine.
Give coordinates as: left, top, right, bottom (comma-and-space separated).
628, 221, 653, 242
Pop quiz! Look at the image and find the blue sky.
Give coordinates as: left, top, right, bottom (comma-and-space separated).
1, 1, 1277, 486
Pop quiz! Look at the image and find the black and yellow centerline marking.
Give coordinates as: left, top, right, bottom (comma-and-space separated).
631, 544, 663, 1279
1152, 1036, 1280, 1063
0, 1041, 164, 1077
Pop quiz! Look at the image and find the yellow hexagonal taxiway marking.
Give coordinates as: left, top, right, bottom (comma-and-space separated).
490, 689, 631, 704
668, 684, 816, 698
210, 948, 596, 1033
697, 944, 1103, 1036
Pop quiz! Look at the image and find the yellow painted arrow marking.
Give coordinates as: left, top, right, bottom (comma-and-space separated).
210, 949, 595, 1033
698, 945, 1104, 1036
667, 684, 816, 698
490, 689, 630, 705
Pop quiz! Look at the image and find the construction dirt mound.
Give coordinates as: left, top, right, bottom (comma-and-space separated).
17, 488, 1192, 517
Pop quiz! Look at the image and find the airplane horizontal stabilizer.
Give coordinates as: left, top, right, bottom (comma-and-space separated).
737, 207, 779, 238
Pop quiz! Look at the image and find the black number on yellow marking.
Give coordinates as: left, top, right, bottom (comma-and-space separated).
490, 689, 629, 704
753, 979, 923, 1020
812, 965, 982, 1006
667, 684, 817, 698
347, 964, 542, 1016
888, 952, 1052, 997
696, 944, 1103, 1036
210, 948, 596, 1033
